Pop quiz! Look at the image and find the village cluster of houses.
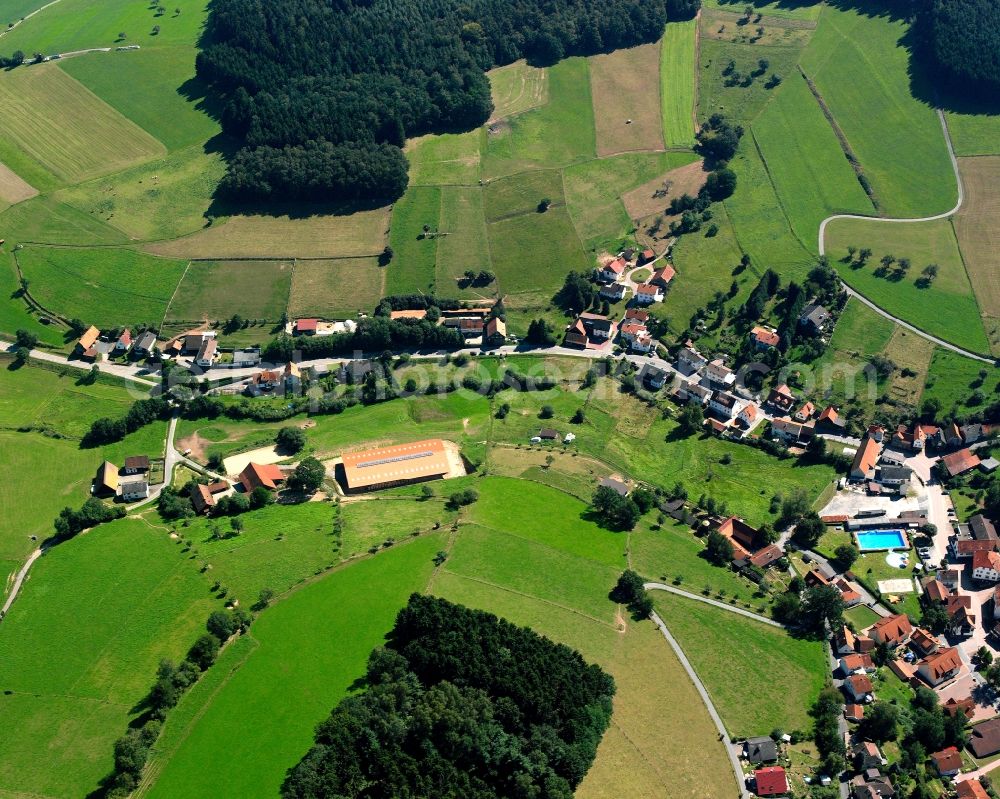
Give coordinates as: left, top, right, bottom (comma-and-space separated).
73, 324, 268, 371
295, 308, 507, 348
74, 325, 157, 362
93, 455, 153, 501
595, 248, 674, 306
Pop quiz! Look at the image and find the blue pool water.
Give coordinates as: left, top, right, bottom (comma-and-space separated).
856, 529, 907, 551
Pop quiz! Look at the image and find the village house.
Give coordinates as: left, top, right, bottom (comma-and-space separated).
293, 318, 319, 335
250, 369, 282, 392
972, 550, 1000, 583
598, 477, 630, 497
844, 673, 874, 703
238, 462, 286, 493
483, 317, 506, 347
917, 647, 962, 687
619, 322, 648, 346
853, 741, 887, 771
834, 625, 857, 656
624, 308, 649, 323
76, 325, 100, 360
94, 461, 119, 496
876, 464, 913, 489
753, 766, 789, 798
744, 737, 779, 764
638, 248, 656, 265
816, 406, 846, 434
942, 448, 982, 477
701, 359, 736, 390
649, 264, 675, 289
195, 337, 218, 368
957, 779, 991, 799
835, 577, 862, 607
749, 326, 780, 351
951, 538, 1000, 560
675, 345, 707, 375
676, 382, 712, 406
850, 436, 881, 481
708, 390, 742, 421
943, 696, 975, 720
765, 384, 795, 415
564, 313, 616, 349
851, 769, 894, 799
737, 403, 758, 430
633, 283, 664, 305
799, 303, 831, 334
638, 364, 668, 391
793, 401, 815, 422
771, 418, 813, 446
123, 455, 150, 475
931, 746, 963, 777
971, 514, 999, 541
115, 329, 132, 352
716, 516, 769, 561
971, 719, 1000, 758
232, 347, 261, 367
870, 614, 912, 647
120, 477, 149, 501
599, 281, 628, 301
837, 653, 875, 676
597, 257, 627, 284
961, 423, 986, 444
133, 330, 157, 357
844, 704, 864, 723
190, 481, 230, 514
909, 627, 939, 657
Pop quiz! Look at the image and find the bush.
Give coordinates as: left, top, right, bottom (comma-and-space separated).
276, 426, 306, 454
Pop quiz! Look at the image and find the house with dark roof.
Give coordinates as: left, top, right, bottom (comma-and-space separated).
971, 718, 1000, 758
970, 514, 998, 541
675, 345, 707, 375
851, 769, 894, 799
120, 478, 149, 501
638, 364, 668, 391
598, 477, 629, 497
564, 313, 616, 349
799, 303, 831, 334
744, 736, 778, 763
853, 741, 887, 771
765, 384, 795, 415
771, 418, 814, 446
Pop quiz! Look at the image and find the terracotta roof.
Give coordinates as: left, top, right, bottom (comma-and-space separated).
740, 403, 758, 423
754, 766, 789, 797
973, 550, 1000, 572
919, 647, 962, 683
845, 703, 864, 720
931, 746, 962, 773
910, 627, 939, 654
118, 329, 132, 346
717, 516, 761, 553
750, 326, 780, 347
958, 539, 1000, 556
624, 308, 649, 322
845, 673, 873, 696
238, 462, 285, 493
958, 780, 991, 799
651, 264, 675, 285
942, 448, 982, 477
923, 578, 949, 602
944, 696, 976, 719
295, 318, 319, 332
749, 544, 784, 568
851, 436, 880, 478
871, 613, 912, 644
603, 258, 626, 275
96, 461, 119, 492
635, 282, 662, 296
840, 653, 874, 672
78, 325, 100, 349
818, 406, 840, 423
124, 455, 150, 470
342, 439, 449, 491
190, 482, 215, 513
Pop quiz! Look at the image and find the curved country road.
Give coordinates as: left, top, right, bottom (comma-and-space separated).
817, 110, 992, 364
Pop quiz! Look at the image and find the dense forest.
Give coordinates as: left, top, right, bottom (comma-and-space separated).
282, 594, 615, 798
927, 0, 1000, 92
199, 0, 700, 204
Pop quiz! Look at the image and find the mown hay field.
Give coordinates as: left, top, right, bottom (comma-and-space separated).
0, 65, 165, 184
165, 259, 292, 322
589, 41, 665, 157
953, 157, 1000, 353
488, 60, 549, 122
288, 257, 385, 319
660, 18, 697, 147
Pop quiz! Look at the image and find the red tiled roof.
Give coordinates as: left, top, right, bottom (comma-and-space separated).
604, 258, 626, 275
851, 436, 880, 477
943, 448, 982, 476
651, 264, 675, 285
871, 613, 912, 644
958, 780, 990, 799
920, 647, 962, 683
294, 318, 319, 332
238, 462, 285, 493
973, 550, 1000, 572
624, 308, 649, 322
931, 746, 962, 773
818, 406, 839, 422
750, 326, 780, 347
754, 766, 789, 796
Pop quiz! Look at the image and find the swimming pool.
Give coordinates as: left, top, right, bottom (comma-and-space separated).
855, 529, 908, 552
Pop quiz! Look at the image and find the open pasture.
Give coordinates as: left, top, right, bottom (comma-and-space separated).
405, 129, 481, 186
147, 205, 391, 260
801, 5, 955, 218
698, 38, 802, 126
482, 57, 596, 179
17, 245, 187, 326
954, 156, 1000, 351
660, 18, 698, 147
386, 185, 441, 295
165, 260, 291, 322
923, 348, 992, 414
288, 257, 385, 318
589, 42, 665, 157
142, 535, 445, 799
0, 64, 165, 185
340, 497, 452, 558
882, 327, 935, 408
0, 0, 207, 53
484, 169, 565, 222
622, 157, 708, 220
827, 296, 895, 358
827, 216, 990, 355
55, 145, 225, 242
946, 110, 1000, 157
60, 46, 220, 151
701, 6, 815, 48
702, 0, 822, 21
434, 186, 494, 298
0, 194, 127, 246
654, 591, 827, 736
0, 252, 66, 346
488, 60, 548, 121
753, 72, 873, 248
0, 518, 215, 799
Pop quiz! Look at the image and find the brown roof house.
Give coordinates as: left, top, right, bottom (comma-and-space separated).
844, 673, 874, 703
238, 462, 286, 494
851, 436, 881, 481
870, 614, 912, 647
916, 647, 962, 687
942, 448, 982, 478
341, 439, 449, 493
931, 746, 962, 777
971, 718, 1000, 758
124, 455, 150, 475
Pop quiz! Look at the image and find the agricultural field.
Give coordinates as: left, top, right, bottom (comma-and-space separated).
0, 161, 37, 207
0, 518, 216, 798
385, 185, 441, 295
826, 217, 990, 355
434, 186, 494, 296
287, 257, 385, 319
827, 297, 895, 358
16, 245, 188, 327
953, 157, 1000, 353
882, 327, 936, 408
653, 591, 828, 737
0, 194, 128, 246
589, 41, 664, 156
753, 72, 874, 249
165, 260, 292, 323
660, 18, 697, 147
0, 252, 66, 346
923, 349, 992, 415
800, 5, 956, 218
0, 64, 165, 185
488, 60, 548, 121
946, 109, 1000, 157
404, 130, 482, 187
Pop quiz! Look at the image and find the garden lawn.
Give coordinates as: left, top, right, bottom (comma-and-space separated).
165, 260, 292, 322
0, 64, 164, 185
482, 57, 596, 178
287, 257, 385, 319
386, 185, 441, 295
143, 534, 445, 799
0, 518, 215, 798
753, 72, 874, 250
660, 18, 697, 147
654, 590, 828, 736
59, 45, 220, 151
827, 217, 989, 355
55, 145, 225, 242
801, 5, 956, 217
845, 604, 880, 629
16, 245, 187, 327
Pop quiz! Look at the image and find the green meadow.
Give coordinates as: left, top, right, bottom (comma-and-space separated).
660, 18, 697, 146
386, 185, 441, 295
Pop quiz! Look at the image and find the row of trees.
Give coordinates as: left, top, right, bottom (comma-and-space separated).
283, 594, 616, 798
201, 0, 699, 203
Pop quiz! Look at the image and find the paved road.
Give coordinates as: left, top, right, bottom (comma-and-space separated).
649, 611, 750, 799
816, 110, 991, 364
645, 582, 784, 628
1, 341, 158, 387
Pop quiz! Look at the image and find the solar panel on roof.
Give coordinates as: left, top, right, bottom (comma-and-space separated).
356, 450, 436, 469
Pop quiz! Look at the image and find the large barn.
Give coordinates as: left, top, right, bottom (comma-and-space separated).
340, 439, 451, 493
